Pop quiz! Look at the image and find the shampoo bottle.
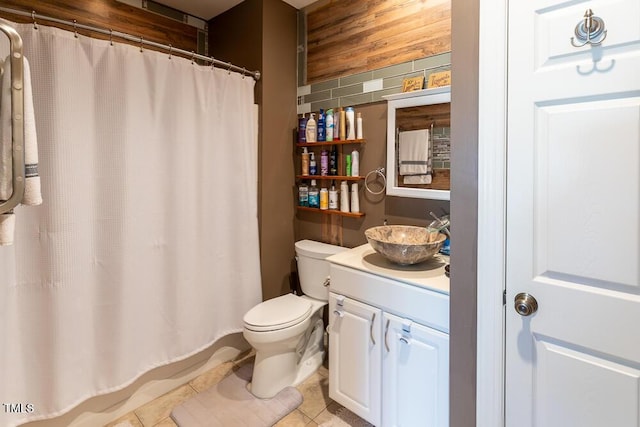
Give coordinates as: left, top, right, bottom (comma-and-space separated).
326, 109, 334, 142
333, 109, 340, 140
305, 113, 317, 143
308, 180, 319, 208
301, 147, 310, 176
350, 183, 360, 213
339, 108, 346, 140
320, 149, 329, 176
298, 114, 307, 143
340, 181, 350, 212
309, 152, 317, 176
345, 107, 355, 140
329, 145, 338, 175
345, 154, 352, 177
356, 112, 363, 139
317, 109, 326, 142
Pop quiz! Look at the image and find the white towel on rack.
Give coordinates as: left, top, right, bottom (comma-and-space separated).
403, 174, 432, 185
398, 129, 430, 176
0, 54, 41, 245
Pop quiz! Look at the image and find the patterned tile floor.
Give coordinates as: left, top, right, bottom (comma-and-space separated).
105, 351, 372, 427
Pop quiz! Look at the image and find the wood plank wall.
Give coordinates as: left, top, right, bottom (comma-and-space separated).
0, 0, 197, 56
306, 0, 451, 84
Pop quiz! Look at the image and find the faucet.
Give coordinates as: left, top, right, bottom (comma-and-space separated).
428, 211, 450, 238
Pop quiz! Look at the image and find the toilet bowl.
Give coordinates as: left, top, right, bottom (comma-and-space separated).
242, 240, 347, 399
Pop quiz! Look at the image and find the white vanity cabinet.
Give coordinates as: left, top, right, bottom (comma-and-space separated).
327, 244, 450, 427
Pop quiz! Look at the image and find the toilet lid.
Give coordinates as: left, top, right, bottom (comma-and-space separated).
243, 294, 312, 332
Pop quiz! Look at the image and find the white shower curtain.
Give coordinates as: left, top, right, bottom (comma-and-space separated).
0, 22, 262, 427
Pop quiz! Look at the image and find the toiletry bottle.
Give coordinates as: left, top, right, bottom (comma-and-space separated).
345, 107, 355, 140
329, 182, 338, 210
319, 187, 329, 210
298, 114, 307, 143
326, 109, 334, 142
309, 152, 317, 176
356, 112, 363, 140
298, 182, 309, 207
351, 149, 359, 177
320, 149, 329, 176
340, 181, 350, 212
317, 109, 326, 142
306, 113, 317, 143
308, 180, 319, 208
329, 145, 338, 175
345, 154, 352, 177
339, 107, 346, 140
350, 183, 360, 213
301, 147, 310, 176
334, 108, 341, 140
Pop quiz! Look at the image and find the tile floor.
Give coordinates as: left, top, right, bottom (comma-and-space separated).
105, 351, 372, 427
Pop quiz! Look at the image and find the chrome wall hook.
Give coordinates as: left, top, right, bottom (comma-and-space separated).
571, 9, 607, 47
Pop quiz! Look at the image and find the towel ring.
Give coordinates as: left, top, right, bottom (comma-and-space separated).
364, 167, 387, 195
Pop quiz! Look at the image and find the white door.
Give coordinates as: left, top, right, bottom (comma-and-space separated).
382, 313, 449, 427
328, 293, 381, 426
506, 0, 640, 426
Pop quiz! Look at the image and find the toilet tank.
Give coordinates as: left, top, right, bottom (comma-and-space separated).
295, 240, 348, 301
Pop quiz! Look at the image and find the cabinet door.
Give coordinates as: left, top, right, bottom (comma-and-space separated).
382, 312, 449, 427
329, 293, 382, 426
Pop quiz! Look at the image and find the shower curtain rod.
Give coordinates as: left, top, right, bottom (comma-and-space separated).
0, 6, 261, 80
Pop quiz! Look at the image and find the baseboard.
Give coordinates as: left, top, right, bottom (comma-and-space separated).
21, 333, 250, 427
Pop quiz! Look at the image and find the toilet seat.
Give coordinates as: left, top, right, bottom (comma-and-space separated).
243, 294, 312, 332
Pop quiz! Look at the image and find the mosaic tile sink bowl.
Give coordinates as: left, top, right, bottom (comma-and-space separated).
365, 225, 447, 265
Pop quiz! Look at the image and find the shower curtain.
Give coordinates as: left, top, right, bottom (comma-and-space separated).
0, 21, 262, 427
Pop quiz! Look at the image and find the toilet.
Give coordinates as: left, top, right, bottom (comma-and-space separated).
243, 239, 347, 399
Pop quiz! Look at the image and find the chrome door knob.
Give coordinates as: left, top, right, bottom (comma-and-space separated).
514, 293, 538, 316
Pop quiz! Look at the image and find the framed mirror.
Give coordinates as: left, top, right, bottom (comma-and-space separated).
384, 86, 451, 200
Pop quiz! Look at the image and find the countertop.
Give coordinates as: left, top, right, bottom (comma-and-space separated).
327, 243, 450, 295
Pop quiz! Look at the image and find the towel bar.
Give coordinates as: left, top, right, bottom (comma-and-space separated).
0, 20, 25, 214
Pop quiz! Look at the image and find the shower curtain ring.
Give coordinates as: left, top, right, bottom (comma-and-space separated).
139, 36, 144, 52
73, 20, 78, 38
32, 11, 38, 30
242, 67, 246, 79
109, 29, 113, 46
211, 56, 215, 70
191, 51, 195, 64
227, 62, 232, 74
168, 44, 172, 59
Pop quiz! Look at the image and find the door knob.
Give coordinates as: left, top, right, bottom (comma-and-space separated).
514, 293, 538, 316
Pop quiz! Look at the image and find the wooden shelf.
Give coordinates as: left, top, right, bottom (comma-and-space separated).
297, 206, 365, 218
296, 139, 366, 148
296, 175, 363, 181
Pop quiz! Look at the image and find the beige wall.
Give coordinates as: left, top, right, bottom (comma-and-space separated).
209, 0, 298, 302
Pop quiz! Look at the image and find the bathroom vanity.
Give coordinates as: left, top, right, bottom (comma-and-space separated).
327, 244, 450, 427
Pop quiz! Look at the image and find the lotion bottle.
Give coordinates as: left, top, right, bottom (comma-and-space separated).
317, 109, 326, 142
306, 113, 317, 143
356, 112, 363, 139
319, 187, 329, 210
339, 108, 346, 140
329, 182, 338, 210
320, 149, 329, 176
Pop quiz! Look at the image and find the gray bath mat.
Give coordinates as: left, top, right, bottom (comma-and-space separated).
170, 363, 302, 427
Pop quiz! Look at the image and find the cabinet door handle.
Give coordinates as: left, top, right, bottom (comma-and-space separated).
400, 336, 411, 345
384, 319, 390, 352
370, 312, 376, 345
333, 309, 344, 318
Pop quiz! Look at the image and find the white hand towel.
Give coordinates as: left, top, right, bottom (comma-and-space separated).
22, 57, 42, 206
403, 174, 432, 185
0, 56, 9, 201
398, 129, 430, 176
0, 55, 41, 205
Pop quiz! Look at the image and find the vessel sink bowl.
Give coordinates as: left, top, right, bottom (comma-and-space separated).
365, 225, 447, 265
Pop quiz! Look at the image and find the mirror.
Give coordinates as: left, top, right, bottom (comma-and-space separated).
384, 86, 451, 200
